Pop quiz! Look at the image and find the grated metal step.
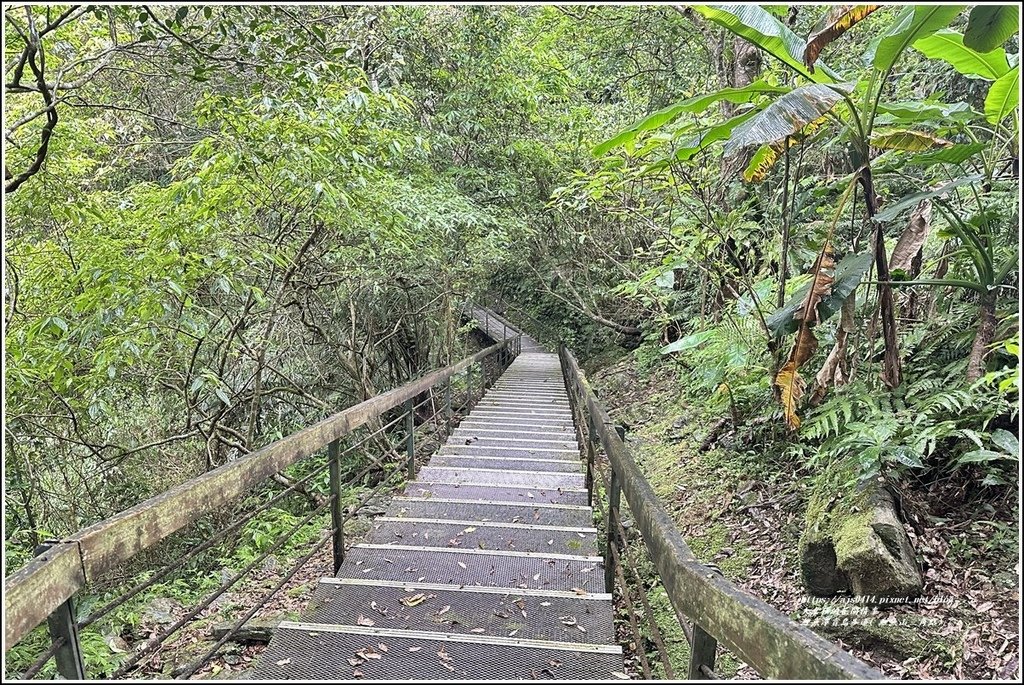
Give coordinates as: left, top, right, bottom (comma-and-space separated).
365, 518, 598, 555
245, 622, 622, 680
428, 455, 582, 473
306, 578, 615, 644
389, 497, 594, 527
338, 545, 605, 593
403, 481, 588, 506
416, 466, 584, 489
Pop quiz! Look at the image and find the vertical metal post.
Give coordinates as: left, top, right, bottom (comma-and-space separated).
444, 377, 452, 435
405, 398, 415, 481
466, 363, 474, 409
33, 543, 86, 680
485, 309, 490, 335
585, 413, 596, 507
479, 360, 487, 398
503, 321, 507, 341
688, 624, 718, 679
605, 467, 621, 593
328, 440, 345, 573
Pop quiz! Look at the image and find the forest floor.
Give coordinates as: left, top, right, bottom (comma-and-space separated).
590, 354, 1020, 680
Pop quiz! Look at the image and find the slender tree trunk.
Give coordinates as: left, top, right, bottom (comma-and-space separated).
859, 168, 902, 388
967, 292, 997, 382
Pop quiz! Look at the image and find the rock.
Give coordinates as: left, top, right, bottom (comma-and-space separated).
261, 555, 279, 573
144, 597, 181, 625
800, 471, 922, 600
834, 488, 922, 599
992, 570, 1018, 589
104, 634, 128, 653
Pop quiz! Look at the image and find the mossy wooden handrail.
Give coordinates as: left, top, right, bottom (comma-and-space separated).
4, 341, 515, 649
559, 345, 882, 680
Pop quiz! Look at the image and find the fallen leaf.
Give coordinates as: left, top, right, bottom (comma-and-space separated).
458, 561, 467, 569
408, 647, 422, 652
471, 628, 486, 633
437, 605, 451, 617
357, 615, 375, 627
276, 658, 291, 666
378, 644, 388, 653
400, 593, 427, 607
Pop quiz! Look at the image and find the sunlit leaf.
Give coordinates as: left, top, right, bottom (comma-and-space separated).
913, 30, 1010, 80
870, 129, 952, 151
723, 83, 852, 157
984, 66, 1019, 125
803, 5, 881, 72
693, 4, 840, 82
867, 5, 966, 72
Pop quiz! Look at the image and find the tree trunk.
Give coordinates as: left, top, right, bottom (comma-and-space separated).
967, 292, 997, 382
859, 168, 902, 388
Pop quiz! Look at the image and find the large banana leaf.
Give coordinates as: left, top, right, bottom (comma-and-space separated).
870, 129, 952, 151
873, 174, 984, 222
722, 83, 852, 157
964, 5, 1019, 53
903, 143, 986, 166
592, 80, 789, 156
866, 4, 966, 72
767, 251, 874, 336
874, 100, 976, 124
985, 66, 1020, 125
913, 30, 1010, 80
803, 5, 881, 72
743, 114, 829, 182
693, 4, 840, 83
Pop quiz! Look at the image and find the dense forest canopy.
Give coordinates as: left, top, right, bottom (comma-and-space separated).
2, 3, 1020, 680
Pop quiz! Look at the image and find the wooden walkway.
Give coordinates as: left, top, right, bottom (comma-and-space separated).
248, 319, 622, 679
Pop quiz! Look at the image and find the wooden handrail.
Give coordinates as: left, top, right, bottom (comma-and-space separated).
558, 345, 881, 680
4, 341, 514, 649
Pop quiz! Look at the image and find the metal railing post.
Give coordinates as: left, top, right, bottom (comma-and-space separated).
328, 440, 345, 573
444, 377, 452, 435
34, 543, 86, 680
466, 363, 474, 409
688, 624, 718, 679
585, 413, 596, 507
405, 398, 415, 481
479, 360, 487, 398
605, 466, 621, 593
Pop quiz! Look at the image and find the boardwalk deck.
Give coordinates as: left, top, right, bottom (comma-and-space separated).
247, 351, 622, 680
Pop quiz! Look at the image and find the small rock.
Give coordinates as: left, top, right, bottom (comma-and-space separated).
144, 597, 181, 625
224, 654, 241, 666
992, 570, 1018, 589
262, 555, 279, 573
104, 634, 128, 653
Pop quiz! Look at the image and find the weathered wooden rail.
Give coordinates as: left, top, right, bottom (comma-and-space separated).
559, 345, 882, 680
4, 338, 520, 678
